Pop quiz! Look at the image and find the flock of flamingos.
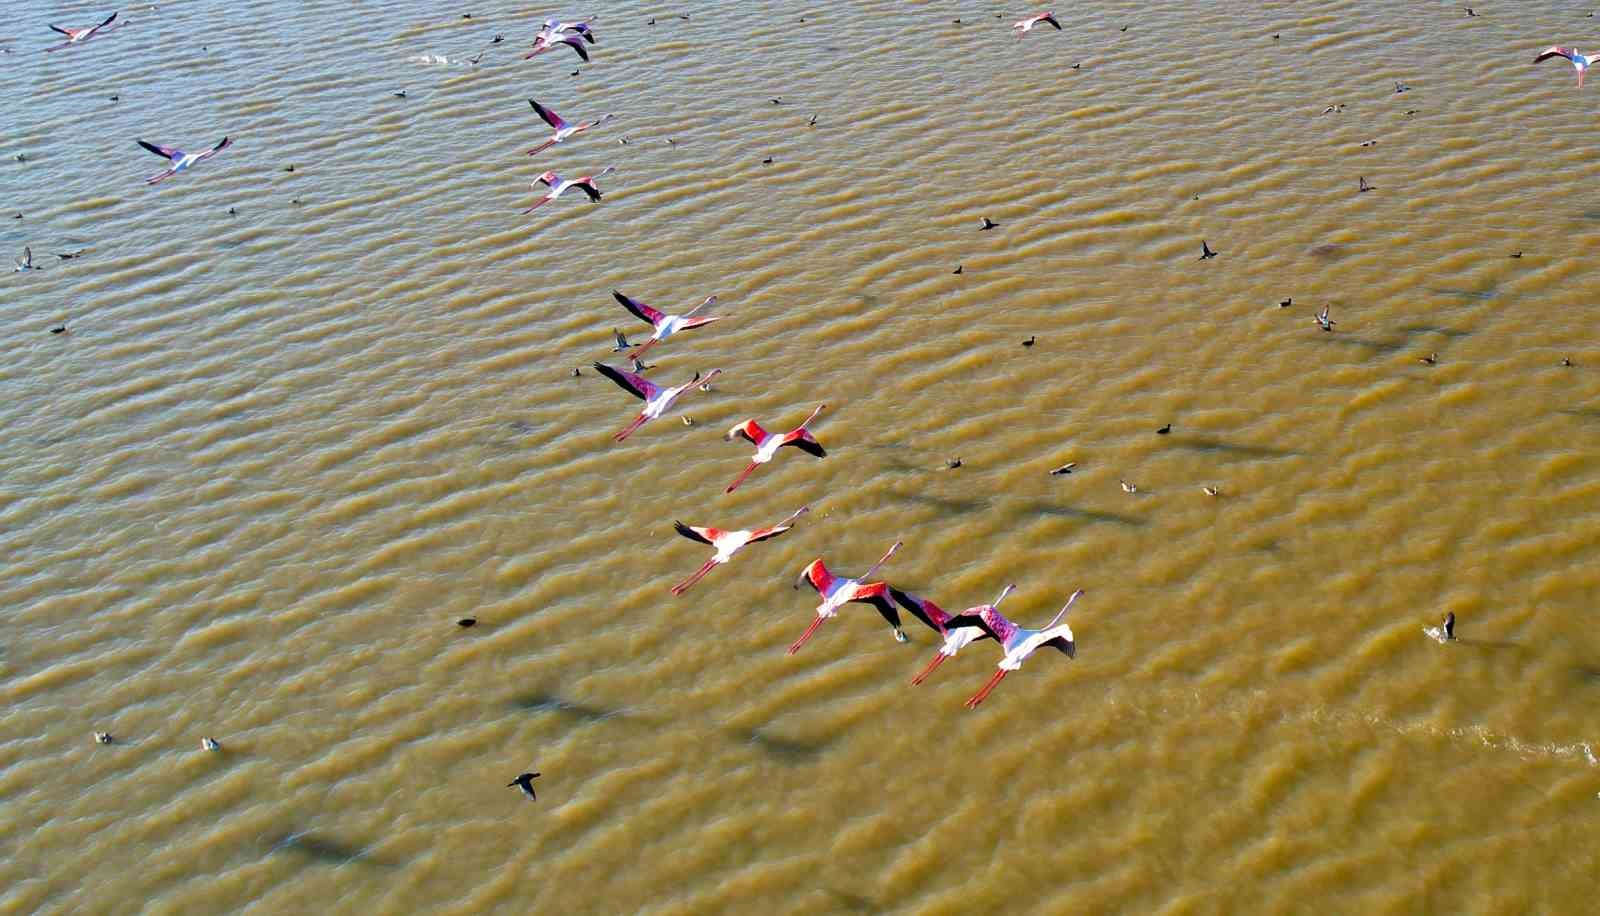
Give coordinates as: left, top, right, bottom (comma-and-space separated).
16, 7, 1596, 801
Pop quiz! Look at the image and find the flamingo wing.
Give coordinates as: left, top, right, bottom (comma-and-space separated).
565, 37, 590, 62
137, 140, 180, 160
890, 588, 948, 634
195, 137, 231, 162
613, 290, 665, 327
673, 521, 718, 545
1535, 46, 1574, 63
798, 559, 835, 596
576, 180, 602, 202
84, 11, 117, 39
727, 419, 768, 447
782, 433, 826, 459
528, 99, 565, 130
49, 24, 75, 36
1043, 635, 1076, 657
857, 591, 904, 630
745, 522, 795, 544
592, 362, 659, 401
676, 315, 723, 331
941, 612, 1005, 643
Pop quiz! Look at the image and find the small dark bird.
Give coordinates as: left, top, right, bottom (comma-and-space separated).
666, 138, 676, 145
201, 737, 221, 751
285, 165, 295, 172
1404, 109, 1419, 116
109, 95, 118, 101
631, 357, 655, 373
1510, 251, 1523, 259
95, 732, 113, 744
1049, 463, 1076, 476
945, 458, 963, 469
1202, 485, 1220, 497
1561, 357, 1574, 367
1273, 33, 1280, 39
619, 138, 629, 145
572, 367, 582, 377
457, 618, 476, 628
1465, 7, 1475, 16
1360, 139, 1378, 147
468, 52, 484, 64
770, 97, 782, 105
393, 90, 406, 98
648, 18, 655, 26
491, 33, 503, 43
462, 13, 472, 19
1280, 297, 1292, 308
611, 328, 634, 352
291, 198, 302, 205
571, 69, 579, 76
1156, 424, 1172, 435
952, 264, 963, 275
50, 319, 67, 334
1419, 352, 1437, 365
1359, 176, 1374, 192
1394, 81, 1410, 93
1199, 240, 1217, 260
762, 156, 773, 164
1120, 25, 1129, 32
680, 13, 689, 19
980, 217, 998, 231
12, 213, 20, 220
228, 207, 237, 216
56, 249, 87, 260
808, 113, 818, 126
1315, 305, 1336, 331
15, 153, 26, 162
1022, 336, 1036, 347
1071, 63, 1081, 69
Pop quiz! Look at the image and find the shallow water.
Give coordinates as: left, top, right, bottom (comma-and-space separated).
3, 1, 1599, 912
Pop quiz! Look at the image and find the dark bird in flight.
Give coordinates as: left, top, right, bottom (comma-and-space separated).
509, 772, 541, 800
980, 217, 998, 231
1199, 240, 1217, 259
1359, 176, 1374, 192
1156, 424, 1172, 435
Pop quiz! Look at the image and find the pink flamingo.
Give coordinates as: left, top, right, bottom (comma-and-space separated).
136, 137, 232, 185
1535, 46, 1596, 87
527, 99, 614, 156
523, 166, 615, 213
945, 589, 1085, 708
789, 541, 906, 654
612, 290, 724, 361
1013, 12, 1061, 36
591, 362, 721, 441
540, 17, 596, 41
669, 506, 808, 595
46, 11, 123, 52
890, 585, 1016, 685
723, 404, 827, 493
525, 28, 590, 61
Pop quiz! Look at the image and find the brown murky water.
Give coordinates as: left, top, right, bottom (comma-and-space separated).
4, 1, 1599, 912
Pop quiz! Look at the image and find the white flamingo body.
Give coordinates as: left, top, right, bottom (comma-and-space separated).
612, 290, 724, 360
788, 542, 905, 652
527, 99, 613, 155
723, 405, 826, 492
524, 167, 615, 213
136, 137, 232, 185
1014, 12, 1062, 36
670, 507, 807, 595
949, 589, 1085, 707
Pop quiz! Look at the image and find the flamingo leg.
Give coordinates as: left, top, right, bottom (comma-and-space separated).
724, 462, 760, 494
787, 617, 827, 655
614, 413, 650, 441
526, 140, 557, 156
965, 669, 1008, 709
669, 558, 718, 596
626, 337, 659, 362
910, 652, 947, 686
522, 196, 551, 214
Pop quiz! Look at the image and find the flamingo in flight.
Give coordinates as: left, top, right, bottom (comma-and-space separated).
541, 17, 596, 41
591, 362, 721, 441
613, 290, 724, 361
1535, 46, 1596, 87
1014, 12, 1062, 36
45, 11, 123, 52
136, 137, 232, 185
523, 166, 615, 213
789, 541, 906, 654
525, 27, 591, 61
890, 585, 1016, 685
669, 506, 808, 595
526, 99, 614, 156
944, 589, 1085, 708
723, 404, 826, 493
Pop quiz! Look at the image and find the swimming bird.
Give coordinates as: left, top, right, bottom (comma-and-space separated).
808, 113, 818, 126
613, 290, 724, 361
892, 585, 1015, 685
136, 136, 232, 185
1359, 176, 1374, 192
1022, 336, 1036, 347
592, 363, 721, 441
522, 166, 615, 213
1120, 479, 1138, 494
1321, 104, 1345, 115
1199, 240, 1217, 259
457, 618, 476, 627
669, 506, 809, 595
201, 737, 221, 751
1419, 352, 1437, 365
45, 11, 122, 52
790, 542, 906, 653
1315, 305, 1335, 331
509, 772, 541, 800
393, 90, 407, 98
94, 732, 113, 744
953, 264, 963, 274
1156, 423, 1172, 435
1280, 297, 1292, 307
980, 217, 999, 231
13, 246, 33, 271
1510, 251, 1523, 259
1425, 612, 1457, 644
1014, 12, 1061, 36
1535, 46, 1595, 87
1202, 485, 1220, 497
50, 316, 67, 334
946, 589, 1084, 708
526, 99, 614, 155
525, 29, 590, 61
723, 405, 827, 493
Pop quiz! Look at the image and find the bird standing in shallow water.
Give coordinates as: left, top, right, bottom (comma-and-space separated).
509, 772, 541, 800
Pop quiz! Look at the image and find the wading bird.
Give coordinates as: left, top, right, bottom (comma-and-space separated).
1535, 46, 1595, 87
669, 506, 808, 595
790, 541, 906, 653
945, 589, 1085, 708
523, 166, 614, 213
136, 136, 232, 185
892, 584, 1015, 685
526, 99, 613, 155
723, 405, 826, 493
592, 362, 721, 441
612, 290, 724, 361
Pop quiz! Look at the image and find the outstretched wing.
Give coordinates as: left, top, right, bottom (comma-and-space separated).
858, 591, 903, 630
889, 588, 947, 635
528, 99, 565, 130
576, 180, 602, 202
137, 140, 179, 160
797, 558, 834, 596
195, 136, 231, 162
591, 362, 659, 401
941, 612, 1004, 643
613, 290, 665, 326
49, 24, 74, 36
782, 433, 825, 458
745, 522, 794, 544
1535, 46, 1573, 64
565, 37, 590, 62
727, 419, 767, 447
673, 521, 717, 545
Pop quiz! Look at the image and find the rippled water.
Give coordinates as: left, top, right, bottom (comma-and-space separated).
4, 1, 1599, 912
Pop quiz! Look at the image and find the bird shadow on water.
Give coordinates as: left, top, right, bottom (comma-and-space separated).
268, 831, 392, 868
509, 693, 628, 723
733, 727, 829, 765
890, 490, 1145, 528
1169, 437, 1299, 461
822, 888, 882, 913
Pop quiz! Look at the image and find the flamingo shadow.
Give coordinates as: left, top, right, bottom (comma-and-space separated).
1170, 437, 1298, 460
268, 831, 391, 868
509, 693, 626, 722
734, 727, 827, 764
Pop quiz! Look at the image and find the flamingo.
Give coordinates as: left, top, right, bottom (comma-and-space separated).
541, 17, 596, 41
591, 362, 721, 441
1014, 12, 1061, 36
612, 290, 724, 361
523, 166, 615, 213
723, 404, 827, 493
789, 541, 906, 654
525, 29, 590, 61
45, 11, 123, 52
136, 137, 232, 185
1535, 46, 1595, 87
526, 99, 614, 156
944, 589, 1085, 708
669, 506, 808, 595
891, 585, 1016, 685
